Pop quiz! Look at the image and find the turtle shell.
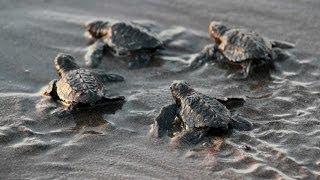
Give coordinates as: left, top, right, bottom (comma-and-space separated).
177, 90, 232, 131
104, 22, 163, 55
217, 29, 272, 62
56, 69, 104, 105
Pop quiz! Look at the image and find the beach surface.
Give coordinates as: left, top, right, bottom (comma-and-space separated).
0, 0, 320, 179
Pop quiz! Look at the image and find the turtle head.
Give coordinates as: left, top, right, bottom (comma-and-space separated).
209, 21, 230, 41
85, 20, 110, 39
54, 53, 80, 77
170, 81, 194, 104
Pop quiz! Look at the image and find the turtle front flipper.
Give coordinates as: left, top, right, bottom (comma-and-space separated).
235, 60, 252, 79
270, 39, 295, 49
84, 40, 106, 68
230, 114, 253, 131
43, 79, 59, 100
216, 97, 245, 110
171, 130, 208, 146
227, 60, 252, 79
92, 70, 125, 83
128, 51, 152, 69
187, 52, 208, 71
183, 44, 221, 72
150, 104, 179, 138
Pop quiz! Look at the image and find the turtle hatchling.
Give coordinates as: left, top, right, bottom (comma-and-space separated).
188, 21, 295, 77
150, 81, 252, 145
84, 20, 167, 69
43, 53, 125, 110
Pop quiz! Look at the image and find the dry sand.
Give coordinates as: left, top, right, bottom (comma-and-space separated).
0, 0, 320, 179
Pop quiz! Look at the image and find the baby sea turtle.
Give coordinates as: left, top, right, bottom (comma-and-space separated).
150, 81, 252, 145
43, 53, 125, 110
188, 21, 295, 77
84, 20, 165, 69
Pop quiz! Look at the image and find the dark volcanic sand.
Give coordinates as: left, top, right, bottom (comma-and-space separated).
0, 0, 320, 179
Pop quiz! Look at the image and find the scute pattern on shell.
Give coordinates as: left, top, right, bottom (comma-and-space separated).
107, 22, 163, 54
56, 69, 103, 104
178, 90, 231, 131
219, 29, 272, 62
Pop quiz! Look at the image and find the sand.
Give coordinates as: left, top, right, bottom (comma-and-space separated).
0, 0, 320, 179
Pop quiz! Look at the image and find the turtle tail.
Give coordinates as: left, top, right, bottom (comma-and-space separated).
230, 115, 253, 131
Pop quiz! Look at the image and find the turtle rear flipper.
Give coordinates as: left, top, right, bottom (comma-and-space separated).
230, 114, 253, 131
85, 40, 106, 68
216, 97, 245, 110
271, 48, 292, 62
91, 96, 125, 113
65, 96, 125, 113
150, 104, 178, 138
92, 71, 125, 83
158, 26, 186, 45
131, 21, 157, 32
100, 95, 125, 104
270, 39, 295, 49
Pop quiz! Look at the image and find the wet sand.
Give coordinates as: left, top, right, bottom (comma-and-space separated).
0, 0, 320, 179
